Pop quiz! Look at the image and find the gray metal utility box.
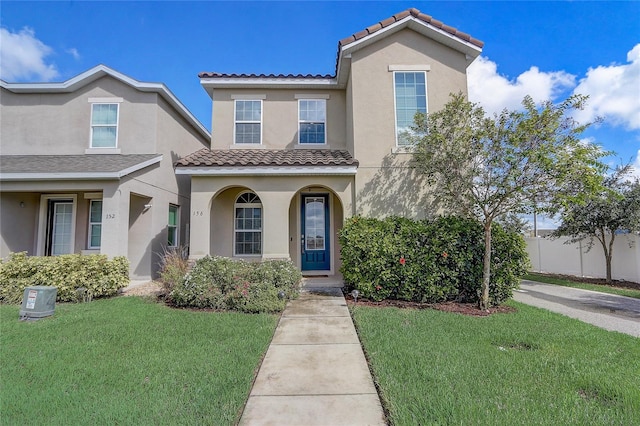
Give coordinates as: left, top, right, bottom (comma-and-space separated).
19, 286, 57, 320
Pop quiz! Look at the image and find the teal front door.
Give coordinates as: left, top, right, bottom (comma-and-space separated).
301, 194, 330, 271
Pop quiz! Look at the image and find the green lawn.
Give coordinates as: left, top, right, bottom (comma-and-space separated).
1, 297, 278, 426
352, 302, 640, 425
524, 273, 640, 299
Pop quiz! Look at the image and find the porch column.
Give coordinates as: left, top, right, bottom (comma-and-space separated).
100, 185, 129, 258
260, 192, 292, 260
188, 190, 211, 260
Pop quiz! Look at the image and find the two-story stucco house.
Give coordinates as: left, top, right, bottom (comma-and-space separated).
0, 65, 210, 279
176, 8, 483, 275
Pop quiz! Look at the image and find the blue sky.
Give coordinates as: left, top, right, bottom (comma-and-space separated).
2, 1, 639, 206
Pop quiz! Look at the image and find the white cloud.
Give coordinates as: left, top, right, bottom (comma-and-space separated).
630, 150, 640, 180
0, 26, 58, 81
571, 44, 640, 130
66, 47, 80, 60
467, 56, 575, 115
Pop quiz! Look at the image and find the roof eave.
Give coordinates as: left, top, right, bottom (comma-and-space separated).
199, 77, 340, 95
176, 165, 358, 176
0, 154, 162, 181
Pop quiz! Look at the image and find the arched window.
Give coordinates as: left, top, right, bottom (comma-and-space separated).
234, 192, 262, 256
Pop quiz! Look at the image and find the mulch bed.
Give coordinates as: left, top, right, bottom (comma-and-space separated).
531, 272, 640, 291
345, 297, 516, 317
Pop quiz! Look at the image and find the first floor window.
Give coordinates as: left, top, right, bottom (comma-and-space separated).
234, 192, 262, 256
88, 200, 102, 249
394, 71, 427, 146
90, 103, 119, 148
168, 204, 179, 247
299, 99, 326, 144
235, 100, 262, 144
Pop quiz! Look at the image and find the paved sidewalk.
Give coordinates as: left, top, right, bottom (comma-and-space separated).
514, 280, 640, 337
239, 277, 386, 426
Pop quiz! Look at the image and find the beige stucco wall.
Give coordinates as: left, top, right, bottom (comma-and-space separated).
1, 77, 159, 155
526, 236, 640, 283
210, 89, 347, 150
349, 28, 470, 219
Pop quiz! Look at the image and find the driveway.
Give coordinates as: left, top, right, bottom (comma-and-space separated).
513, 280, 640, 337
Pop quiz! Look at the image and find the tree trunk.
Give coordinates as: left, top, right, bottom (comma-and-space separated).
480, 220, 492, 311
606, 233, 615, 283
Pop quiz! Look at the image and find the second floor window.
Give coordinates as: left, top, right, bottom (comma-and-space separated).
235, 100, 262, 144
299, 99, 326, 144
90, 103, 119, 148
394, 72, 427, 146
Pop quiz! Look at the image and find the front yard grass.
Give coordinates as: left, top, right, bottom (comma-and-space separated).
524, 272, 640, 299
0, 297, 278, 425
352, 302, 640, 425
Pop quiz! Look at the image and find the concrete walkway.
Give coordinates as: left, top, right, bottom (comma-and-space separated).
514, 280, 640, 337
239, 276, 386, 426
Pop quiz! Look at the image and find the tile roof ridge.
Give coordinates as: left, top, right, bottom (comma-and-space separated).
338, 7, 484, 49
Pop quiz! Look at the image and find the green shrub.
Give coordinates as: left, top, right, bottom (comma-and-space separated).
339, 216, 529, 306
0, 252, 129, 303
168, 256, 301, 313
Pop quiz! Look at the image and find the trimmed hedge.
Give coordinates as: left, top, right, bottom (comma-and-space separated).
0, 252, 129, 303
339, 216, 529, 306
168, 256, 302, 313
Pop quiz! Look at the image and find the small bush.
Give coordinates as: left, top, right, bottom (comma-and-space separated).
339, 216, 529, 306
157, 245, 190, 293
0, 252, 129, 303
168, 256, 301, 313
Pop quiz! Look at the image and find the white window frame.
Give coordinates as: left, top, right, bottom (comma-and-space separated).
392, 70, 428, 147
87, 199, 103, 249
168, 204, 179, 248
89, 100, 121, 149
233, 191, 262, 257
297, 99, 327, 145
233, 99, 263, 145
37, 194, 78, 256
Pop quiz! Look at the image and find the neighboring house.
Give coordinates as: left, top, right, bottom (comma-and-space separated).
176, 8, 483, 275
0, 65, 210, 279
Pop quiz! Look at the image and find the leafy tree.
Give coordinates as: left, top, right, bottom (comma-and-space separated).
412, 92, 608, 309
552, 166, 640, 282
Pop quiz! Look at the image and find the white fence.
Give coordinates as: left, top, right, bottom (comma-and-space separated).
525, 234, 640, 283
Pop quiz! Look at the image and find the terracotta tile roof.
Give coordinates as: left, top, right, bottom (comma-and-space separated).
175, 148, 358, 168
339, 8, 484, 49
199, 8, 482, 80
198, 72, 332, 79
0, 154, 161, 174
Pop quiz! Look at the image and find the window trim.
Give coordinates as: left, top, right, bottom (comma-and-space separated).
297, 99, 327, 145
89, 102, 120, 148
392, 70, 428, 147
87, 199, 103, 249
168, 204, 179, 248
233, 99, 263, 145
233, 191, 263, 257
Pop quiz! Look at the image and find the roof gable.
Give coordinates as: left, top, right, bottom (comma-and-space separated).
1, 65, 210, 141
